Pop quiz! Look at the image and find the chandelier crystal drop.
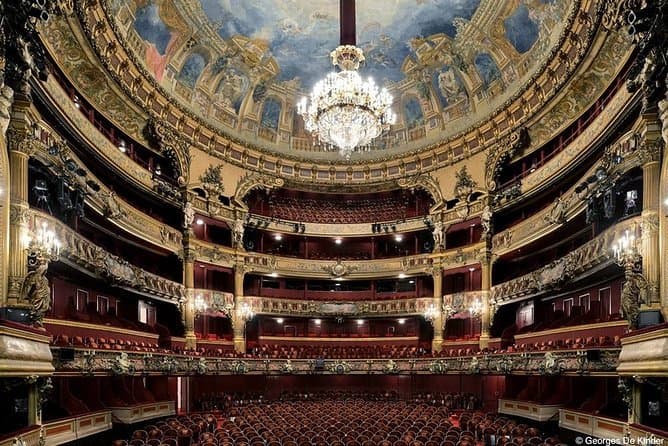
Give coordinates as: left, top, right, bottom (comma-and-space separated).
297, 45, 396, 160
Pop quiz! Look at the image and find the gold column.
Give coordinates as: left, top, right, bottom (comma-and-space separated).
661, 97, 668, 321
479, 252, 493, 350
431, 267, 443, 352
6, 130, 33, 305
182, 246, 196, 349
640, 135, 661, 306
28, 381, 40, 426
0, 125, 10, 306
233, 265, 246, 353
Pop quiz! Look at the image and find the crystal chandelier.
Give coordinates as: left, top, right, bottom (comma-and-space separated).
296, 2, 395, 160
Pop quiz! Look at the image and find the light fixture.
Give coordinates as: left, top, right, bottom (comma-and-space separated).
195, 218, 204, 226
296, 0, 395, 160
409, 280, 415, 284
270, 272, 278, 278
73, 95, 81, 108
398, 318, 406, 325
469, 299, 483, 318
276, 318, 284, 324
118, 140, 126, 153
274, 234, 282, 241
398, 273, 406, 279
194, 294, 208, 315
394, 234, 403, 242
612, 228, 640, 267
423, 304, 439, 325
238, 302, 255, 322
468, 267, 475, 272
314, 319, 322, 325
356, 319, 364, 325
154, 163, 161, 176
335, 237, 343, 245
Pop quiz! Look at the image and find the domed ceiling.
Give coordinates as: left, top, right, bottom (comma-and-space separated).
110, 0, 572, 161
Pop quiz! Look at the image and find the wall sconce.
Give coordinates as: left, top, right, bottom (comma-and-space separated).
423, 304, 439, 325
612, 228, 641, 269
193, 294, 208, 317
468, 299, 483, 318
238, 302, 255, 323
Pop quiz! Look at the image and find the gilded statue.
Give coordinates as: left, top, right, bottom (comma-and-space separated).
621, 269, 648, 329
21, 262, 50, 327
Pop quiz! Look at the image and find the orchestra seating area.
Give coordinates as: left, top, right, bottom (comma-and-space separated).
253, 194, 424, 224
114, 393, 564, 446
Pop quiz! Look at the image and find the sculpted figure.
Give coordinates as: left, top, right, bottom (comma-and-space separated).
21, 262, 50, 326
183, 201, 195, 229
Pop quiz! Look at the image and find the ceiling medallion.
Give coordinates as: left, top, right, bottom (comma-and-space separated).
296, 1, 395, 160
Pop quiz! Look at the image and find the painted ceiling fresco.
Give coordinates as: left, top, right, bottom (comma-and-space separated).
110, 0, 571, 159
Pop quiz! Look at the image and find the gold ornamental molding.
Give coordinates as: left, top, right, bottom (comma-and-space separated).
191, 237, 484, 279
492, 127, 646, 255
220, 296, 436, 318
491, 216, 640, 305
28, 124, 183, 254
30, 210, 186, 304
35, 0, 628, 187
0, 323, 54, 377
617, 326, 668, 376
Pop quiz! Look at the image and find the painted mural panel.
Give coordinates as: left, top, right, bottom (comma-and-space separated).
215, 66, 250, 114
404, 97, 424, 129
504, 4, 540, 54
474, 53, 501, 88
132, 1, 180, 81
432, 66, 468, 108
261, 98, 281, 130
177, 53, 208, 88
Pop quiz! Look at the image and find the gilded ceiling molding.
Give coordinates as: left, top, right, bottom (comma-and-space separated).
484, 127, 530, 193
145, 118, 191, 186
396, 174, 444, 212
44, 0, 615, 184
232, 173, 284, 209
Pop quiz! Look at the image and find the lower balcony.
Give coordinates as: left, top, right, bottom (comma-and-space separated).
498, 398, 563, 422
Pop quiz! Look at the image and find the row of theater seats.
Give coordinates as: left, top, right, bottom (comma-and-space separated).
50, 334, 621, 359
247, 344, 431, 359
432, 336, 621, 358
51, 334, 172, 353
113, 414, 217, 446
115, 393, 564, 446
259, 195, 414, 224
197, 391, 479, 413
